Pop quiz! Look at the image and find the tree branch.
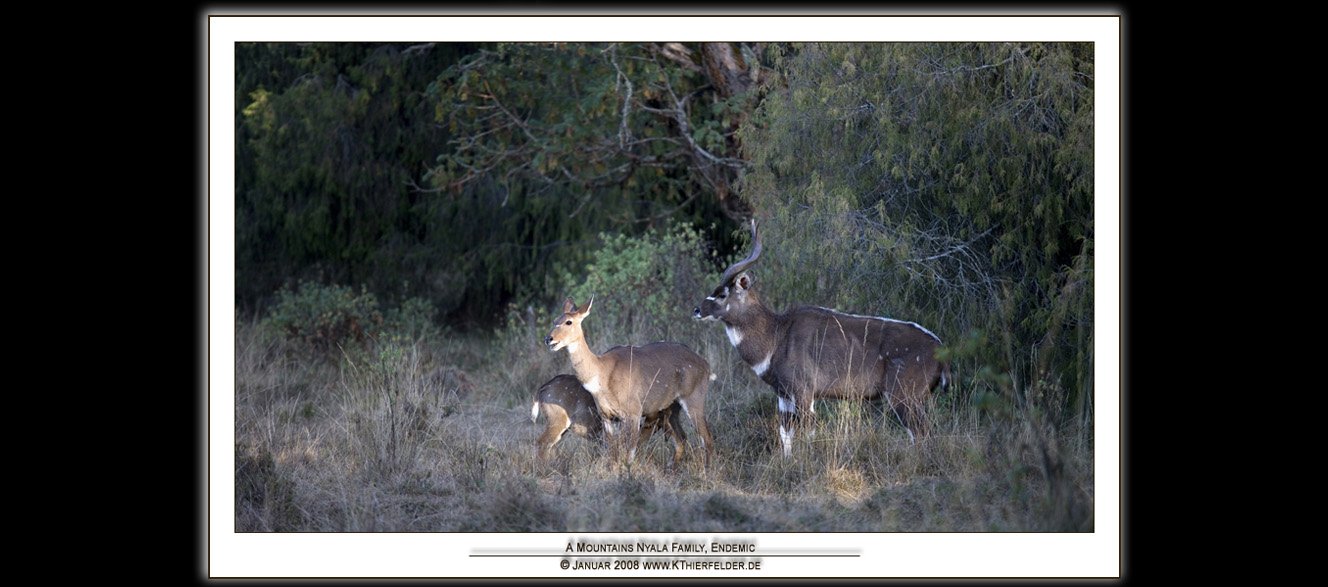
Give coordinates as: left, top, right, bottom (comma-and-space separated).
606, 44, 634, 149
649, 42, 702, 73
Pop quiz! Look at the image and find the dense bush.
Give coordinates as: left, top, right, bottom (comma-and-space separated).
236, 43, 742, 325
555, 221, 720, 345
262, 281, 438, 352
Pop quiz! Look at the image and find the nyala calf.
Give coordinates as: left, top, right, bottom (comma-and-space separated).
531, 374, 689, 466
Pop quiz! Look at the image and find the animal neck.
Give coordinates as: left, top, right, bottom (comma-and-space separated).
724, 299, 779, 370
565, 333, 609, 390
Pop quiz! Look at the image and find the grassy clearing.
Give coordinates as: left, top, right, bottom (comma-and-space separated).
233, 316, 1093, 532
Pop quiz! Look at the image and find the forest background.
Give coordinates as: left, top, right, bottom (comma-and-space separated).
219, 24, 1115, 577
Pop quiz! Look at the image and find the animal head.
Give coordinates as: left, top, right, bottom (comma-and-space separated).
545, 296, 593, 352
694, 218, 762, 324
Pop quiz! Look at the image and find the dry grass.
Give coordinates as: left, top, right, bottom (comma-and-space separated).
233, 318, 1094, 532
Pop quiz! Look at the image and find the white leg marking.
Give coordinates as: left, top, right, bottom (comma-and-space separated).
779, 424, 793, 458
777, 395, 795, 414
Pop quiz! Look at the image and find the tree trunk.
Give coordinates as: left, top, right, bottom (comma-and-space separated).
699, 43, 758, 221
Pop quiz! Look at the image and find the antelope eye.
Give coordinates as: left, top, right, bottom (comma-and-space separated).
565, 320, 573, 325
718, 294, 726, 299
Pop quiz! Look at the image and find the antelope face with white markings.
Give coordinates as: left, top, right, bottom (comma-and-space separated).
545, 297, 591, 353
693, 219, 763, 327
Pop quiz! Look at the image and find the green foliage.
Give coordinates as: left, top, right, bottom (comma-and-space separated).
236, 42, 749, 327
262, 281, 437, 352
557, 221, 718, 344
235, 42, 479, 317
234, 40, 1096, 435
427, 43, 734, 215
741, 43, 1094, 427
262, 281, 380, 351
384, 295, 441, 343
422, 43, 749, 321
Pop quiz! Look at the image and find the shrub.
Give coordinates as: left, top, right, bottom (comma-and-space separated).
384, 295, 442, 343
555, 221, 718, 345
262, 281, 438, 352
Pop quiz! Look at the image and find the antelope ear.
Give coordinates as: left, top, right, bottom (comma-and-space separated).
562, 297, 577, 314
735, 272, 754, 292
582, 295, 594, 316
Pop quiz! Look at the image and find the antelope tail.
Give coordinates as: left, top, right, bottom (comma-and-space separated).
530, 400, 540, 423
